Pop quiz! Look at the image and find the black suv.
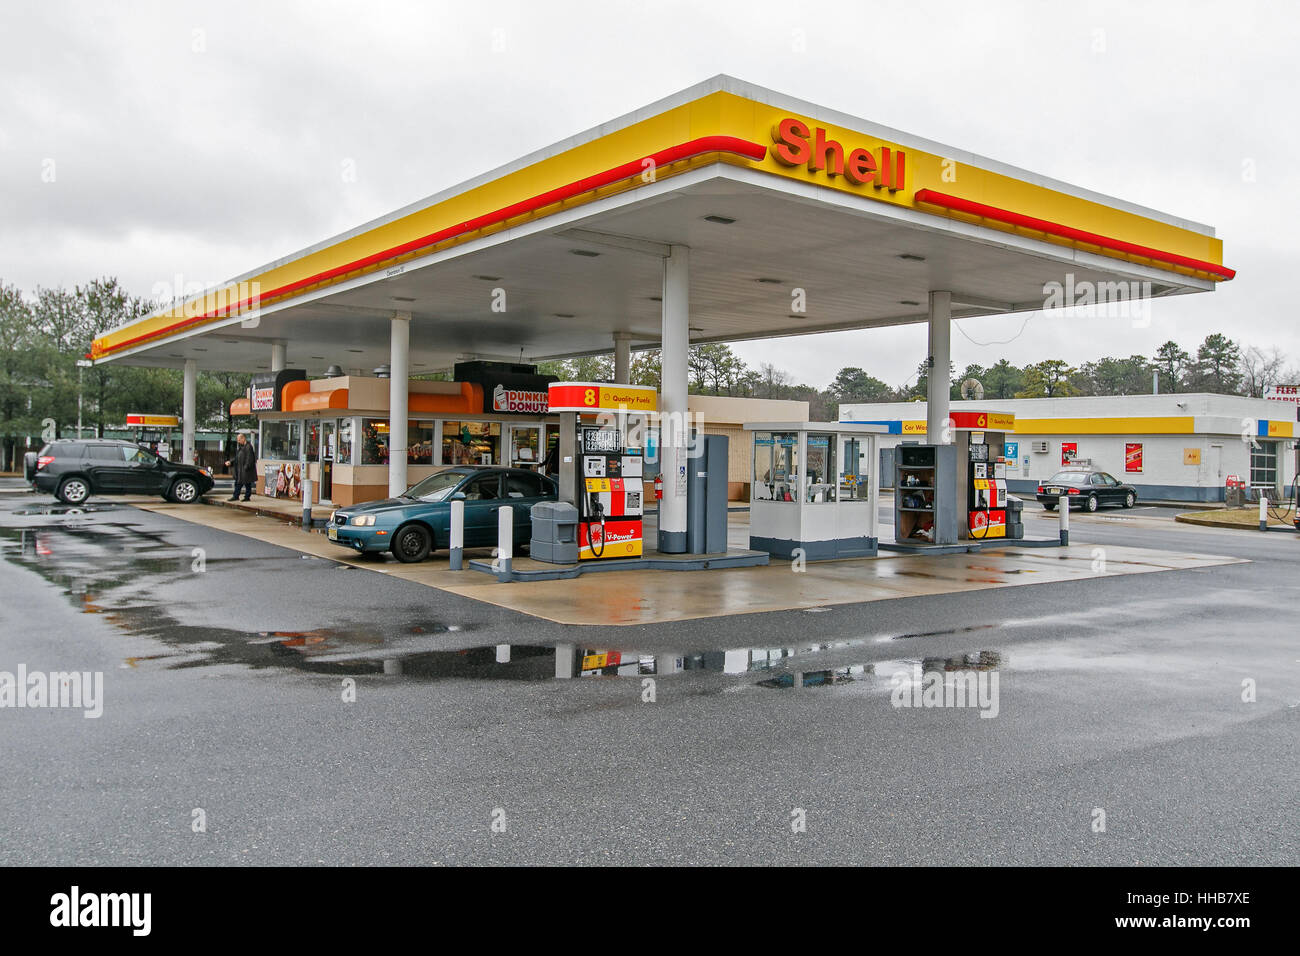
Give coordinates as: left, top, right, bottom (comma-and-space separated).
25, 439, 215, 505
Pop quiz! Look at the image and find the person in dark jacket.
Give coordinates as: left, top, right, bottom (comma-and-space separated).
225, 433, 258, 501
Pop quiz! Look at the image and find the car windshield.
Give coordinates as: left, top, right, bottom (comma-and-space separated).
403, 470, 468, 502
1048, 472, 1094, 484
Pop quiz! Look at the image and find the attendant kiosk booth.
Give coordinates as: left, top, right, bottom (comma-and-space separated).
744, 422, 884, 560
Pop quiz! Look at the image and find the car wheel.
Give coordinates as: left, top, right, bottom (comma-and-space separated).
56, 477, 90, 505
392, 524, 432, 563
1085, 494, 1099, 513
1042, 501, 1056, 511
170, 478, 200, 504
1123, 491, 1135, 508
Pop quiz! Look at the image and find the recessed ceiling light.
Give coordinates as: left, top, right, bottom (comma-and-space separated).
223, 339, 241, 344
899, 299, 921, 306
647, 296, 662, 302
704, 215, 735, 224
347, 348, 364, 353
473, 274, 501, 281
391, 296, 416, 302
256, 365, 268, 369
191, 347, 207, 352
310, 356, 325, 360
898, 253, 926, 262
553, 313, 575, 319
569, 249, 600, 257
168, 353, 182, 358
755, 277, 783, 284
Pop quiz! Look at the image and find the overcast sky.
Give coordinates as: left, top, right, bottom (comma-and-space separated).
2, 0, 1297, 388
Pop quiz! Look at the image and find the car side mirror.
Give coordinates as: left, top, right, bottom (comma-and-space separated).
451, 492, 467, 501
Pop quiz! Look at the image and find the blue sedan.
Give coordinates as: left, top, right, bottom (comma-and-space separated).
327, 466, 558, 563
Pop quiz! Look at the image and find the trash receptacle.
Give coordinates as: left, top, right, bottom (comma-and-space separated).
1006, 496, 1024, 539
530, 501, 579, 564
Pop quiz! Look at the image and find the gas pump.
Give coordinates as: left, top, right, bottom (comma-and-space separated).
966, 436, 1009, 539
547, 382, 657, 561
577, 425, 645, 559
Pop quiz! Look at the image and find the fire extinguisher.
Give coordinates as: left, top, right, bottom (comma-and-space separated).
653, 474, 663, 500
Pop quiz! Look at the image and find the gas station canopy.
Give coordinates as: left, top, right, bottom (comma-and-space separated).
90, 75, 1232, 374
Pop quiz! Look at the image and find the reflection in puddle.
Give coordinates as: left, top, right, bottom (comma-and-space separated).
1, 513, 1011, 692
11, 503, 122, 516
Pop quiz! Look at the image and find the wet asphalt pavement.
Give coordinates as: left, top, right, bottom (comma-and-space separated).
0, 481, 1296, 865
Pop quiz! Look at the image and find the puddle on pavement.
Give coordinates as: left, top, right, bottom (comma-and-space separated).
0, 512, 1011, 689
10, 503, 123, 516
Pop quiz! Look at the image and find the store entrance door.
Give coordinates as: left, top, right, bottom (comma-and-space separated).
320, 421, 335, 502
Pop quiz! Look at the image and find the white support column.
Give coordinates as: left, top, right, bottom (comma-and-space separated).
659, 245, 689, 553
926, 291, 952, 443
182, 358, 197, 465
613, 332, 633, 385
388, 312, 411, 497
270, 341, 286, 372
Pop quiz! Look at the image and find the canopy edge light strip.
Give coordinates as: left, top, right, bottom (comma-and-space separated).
913, 188, 1236, 281
91, 136, 768, 359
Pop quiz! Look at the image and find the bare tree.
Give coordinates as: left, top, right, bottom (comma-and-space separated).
1238, 345, 1289, 398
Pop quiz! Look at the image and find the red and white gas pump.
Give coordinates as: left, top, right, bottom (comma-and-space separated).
547, 382, 658, 560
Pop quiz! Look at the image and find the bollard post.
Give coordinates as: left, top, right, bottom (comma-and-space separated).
496, 505, 513, 582
449, 498, 464, 570
1058, 495, 1069, 545
302, 478, 313, 530
1259, 494, 1268, 532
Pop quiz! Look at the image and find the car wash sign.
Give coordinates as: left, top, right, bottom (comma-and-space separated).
492, 384, 548, 414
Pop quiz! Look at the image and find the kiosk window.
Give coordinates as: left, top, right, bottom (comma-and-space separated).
805, 433, 836, 503
442, 421, 501, 465
463, 473, 501, 500
261, 420, 301, 460
839, 436, 868, 502
754, 432, 798, 503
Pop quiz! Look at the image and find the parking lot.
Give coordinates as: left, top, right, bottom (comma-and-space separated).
1, 481, 1295, 865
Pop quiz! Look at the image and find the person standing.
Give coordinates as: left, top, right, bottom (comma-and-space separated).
225, 433, 257, 501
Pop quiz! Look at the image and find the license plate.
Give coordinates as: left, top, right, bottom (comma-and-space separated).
327, 526, 338, 540
1045, 487, 1062, 495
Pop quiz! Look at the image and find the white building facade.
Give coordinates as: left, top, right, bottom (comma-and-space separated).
840, 393, 1298, 503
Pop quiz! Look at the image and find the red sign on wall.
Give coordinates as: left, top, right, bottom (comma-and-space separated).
1061, 442, 1078, 466
1125, 443, 1143, 473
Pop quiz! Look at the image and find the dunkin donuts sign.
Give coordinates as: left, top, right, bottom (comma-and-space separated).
493, 384, 549, 414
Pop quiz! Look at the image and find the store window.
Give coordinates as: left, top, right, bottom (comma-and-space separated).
806, 433, 836, 503
336, 419, 353, 465
409, 422, 435, 465
510, 425, 541, 466
753, 432, 799, 502
304, 420, 321, 463
1250, 440, 1279, 490
359, 419, 390, 465
261, 420, 301, 461
442, 421, 501, 465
